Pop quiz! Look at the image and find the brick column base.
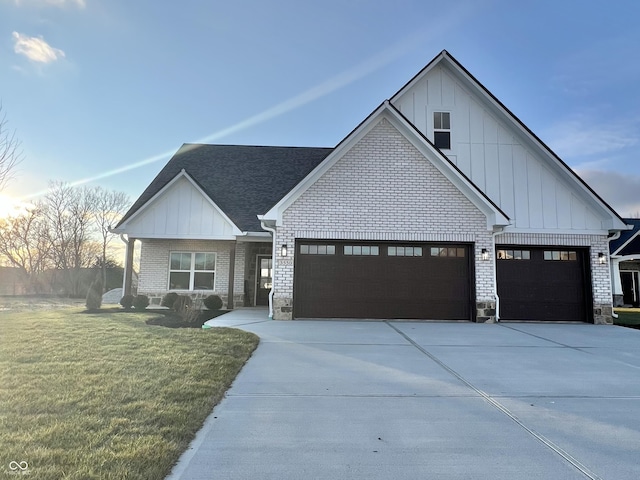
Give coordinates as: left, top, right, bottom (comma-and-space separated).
593, 304, 613, 325
273, 297, 293, 320
476, 301, 497, 323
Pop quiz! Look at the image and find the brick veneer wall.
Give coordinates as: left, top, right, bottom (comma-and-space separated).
271, 118, 613, 323
138, 239, 241, 308
273, 118, 494, 320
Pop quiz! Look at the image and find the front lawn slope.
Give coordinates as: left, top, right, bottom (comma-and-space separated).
0, 309, 259, 480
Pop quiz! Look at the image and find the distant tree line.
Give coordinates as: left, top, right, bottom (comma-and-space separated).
0, 182, 130, 297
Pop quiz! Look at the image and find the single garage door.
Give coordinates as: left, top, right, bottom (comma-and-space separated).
496, 247, 591, 322
294, 241, 472, 320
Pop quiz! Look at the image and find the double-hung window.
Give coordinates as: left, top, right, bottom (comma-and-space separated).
169, 252, 216, 290
433, 111, 451, 149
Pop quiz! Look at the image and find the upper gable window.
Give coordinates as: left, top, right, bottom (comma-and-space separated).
433, 112, 451, 150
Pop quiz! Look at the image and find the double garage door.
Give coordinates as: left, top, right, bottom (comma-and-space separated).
294, 241, 472, 320
294, 241, 591, 322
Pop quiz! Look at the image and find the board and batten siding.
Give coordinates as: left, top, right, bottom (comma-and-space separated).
392, 64, 603, 231
122, 176, 236, 238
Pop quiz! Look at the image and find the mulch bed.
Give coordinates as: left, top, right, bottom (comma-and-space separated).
145, 310, 230, 328
80, 307, 229, 328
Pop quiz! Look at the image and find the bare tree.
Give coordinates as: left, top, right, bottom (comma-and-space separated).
0, 104, 23, 191
45, 182, 99, 296
0, 201, 53, 292
0, 182, 131, 296
88, 186, 130, 291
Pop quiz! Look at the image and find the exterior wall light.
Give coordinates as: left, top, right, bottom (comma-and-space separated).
481, 248, 489, 261
281, 244, 288, 257
598, 252, 606, 264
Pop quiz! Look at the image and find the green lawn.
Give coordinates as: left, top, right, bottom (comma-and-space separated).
0, 308, 259, 479
614, 308, 640, 327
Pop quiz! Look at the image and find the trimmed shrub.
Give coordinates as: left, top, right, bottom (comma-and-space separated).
161, 292, 179, 309
133, 295, 150, 310
120, 294, 135, 310
173, 295, 192, 315
203, 294, 223, 310
85, 274, 103, 311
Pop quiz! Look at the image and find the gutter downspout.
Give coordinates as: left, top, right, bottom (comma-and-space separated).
491, 228, 507, 322
260, 220, 276, 319
607, 231, 622, 319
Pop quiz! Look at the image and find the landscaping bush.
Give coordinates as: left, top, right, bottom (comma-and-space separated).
120, 294, 135, 310
203, 294, 223, 310
133, 295, 150, 310
85, 274, 103, 311
161, 292, 179, 309
173, 295, 192, 315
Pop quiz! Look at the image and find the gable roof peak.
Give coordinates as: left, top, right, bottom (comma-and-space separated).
390, 48, 626, 232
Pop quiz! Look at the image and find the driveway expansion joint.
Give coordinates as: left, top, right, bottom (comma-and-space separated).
385, 322, 605, 480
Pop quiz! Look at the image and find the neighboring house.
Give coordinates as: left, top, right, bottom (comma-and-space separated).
610, 219, 640, 307
113, 50, 627, 323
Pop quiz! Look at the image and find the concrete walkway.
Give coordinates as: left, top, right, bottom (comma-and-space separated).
167, 309, 640, 480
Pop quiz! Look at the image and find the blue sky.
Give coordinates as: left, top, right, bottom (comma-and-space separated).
1, 0, 640, 215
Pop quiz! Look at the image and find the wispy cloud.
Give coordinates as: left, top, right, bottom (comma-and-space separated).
576, 169, 640, 217
544, 114, 639, 160
12, 32, 65, 63
13, 0, 85, 8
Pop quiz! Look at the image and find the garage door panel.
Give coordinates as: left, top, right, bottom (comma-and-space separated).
294, 241, 471, 320
497, 247, 590, 322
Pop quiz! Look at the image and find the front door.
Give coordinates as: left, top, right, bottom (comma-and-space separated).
621, 271, 640, 307
255, 255, 272, 306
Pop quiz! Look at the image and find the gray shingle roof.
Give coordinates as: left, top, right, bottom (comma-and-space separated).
117, 144, 333, 232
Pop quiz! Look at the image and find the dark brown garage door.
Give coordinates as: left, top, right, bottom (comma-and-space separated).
496, 247, 591, 322
294, 241, 472, 320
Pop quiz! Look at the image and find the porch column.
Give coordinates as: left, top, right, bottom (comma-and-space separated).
611, 258, 624, 307
227, 241, 236, 309
123, 237, 136, 296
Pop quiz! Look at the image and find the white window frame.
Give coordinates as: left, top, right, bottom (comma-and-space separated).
168, 252, 216, 291
433, 111, 451, 150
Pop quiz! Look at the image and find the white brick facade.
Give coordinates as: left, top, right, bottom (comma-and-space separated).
268, 119, 614, 323
273, 119, 494, 319
138, 239, 241, 307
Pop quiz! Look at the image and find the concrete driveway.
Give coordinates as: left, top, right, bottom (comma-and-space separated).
167, 309, 640, 480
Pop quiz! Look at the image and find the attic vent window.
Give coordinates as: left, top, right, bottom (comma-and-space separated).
433, 111, 451, 150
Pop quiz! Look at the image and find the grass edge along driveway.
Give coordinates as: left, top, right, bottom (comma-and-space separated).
0, 308, 259, 480
614, 308, 640, 328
